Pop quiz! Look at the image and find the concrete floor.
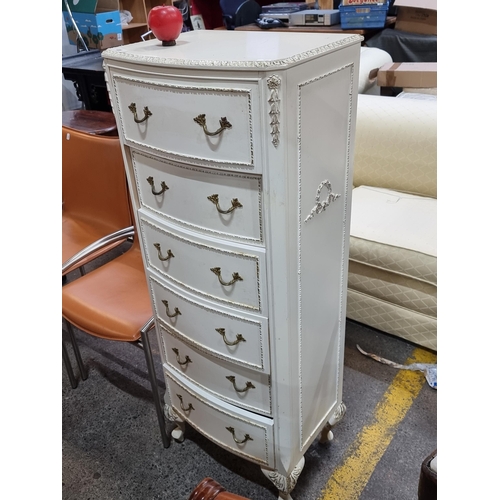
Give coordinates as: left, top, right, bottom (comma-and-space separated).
62, 251, 437, 500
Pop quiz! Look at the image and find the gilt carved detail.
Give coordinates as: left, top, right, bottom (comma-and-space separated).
267, 75, 281, 147
304, 180, 341, 224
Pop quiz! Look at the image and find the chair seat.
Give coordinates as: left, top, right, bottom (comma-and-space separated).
62, 244, 152, 342
62, 110, 117, 135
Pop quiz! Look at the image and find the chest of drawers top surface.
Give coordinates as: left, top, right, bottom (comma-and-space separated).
102, 30, 361, 70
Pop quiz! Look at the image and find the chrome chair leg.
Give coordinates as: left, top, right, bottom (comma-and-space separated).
64, 319, 88, 381
63, 341, 78, 389
140, 319, 170, 449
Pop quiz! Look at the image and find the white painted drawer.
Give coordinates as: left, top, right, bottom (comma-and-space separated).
139, 212, 265, 313
165, 368, 274, 467
113, 74, 256, 169
149, 274, 270, 374
162, 325, 271, 416
131, 150, 263, 244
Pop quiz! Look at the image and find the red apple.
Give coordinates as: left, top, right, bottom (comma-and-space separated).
148, 5, 183, 46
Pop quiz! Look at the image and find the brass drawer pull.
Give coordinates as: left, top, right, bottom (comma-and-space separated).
154, 244, 174, 262
172, 347, 191, 366
194, 114, 232, 136
162, 300, 182, 318
210, 267, 243, 287
226, 426, 253, 444
216, 328, 246, 346
226, 375, 255, 393
177, 394, 194, 412
128, 103, 152, 123
208, 194, 243, 214
147, 176, 169, 196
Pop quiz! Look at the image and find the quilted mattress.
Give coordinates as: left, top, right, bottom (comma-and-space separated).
348, 186, 437, 350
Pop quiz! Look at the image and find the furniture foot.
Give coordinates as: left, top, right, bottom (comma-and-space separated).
319, 401, 346, 443
164, 404, 186, 443
261, 457, 305, 500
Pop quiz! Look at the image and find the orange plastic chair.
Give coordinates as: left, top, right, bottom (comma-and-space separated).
62, 125, 133, 276
62, 234, 170, 448
62, 124, 134, 389
62, 121, 168, 448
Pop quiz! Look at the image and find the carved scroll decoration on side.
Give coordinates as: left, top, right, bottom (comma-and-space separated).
304, 180, 341, 224
267, 75, 281, 147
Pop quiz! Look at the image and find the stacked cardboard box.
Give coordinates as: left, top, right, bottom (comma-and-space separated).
377, 62, 437, 88
62, 0, 123, 50
394, 0, 437, 35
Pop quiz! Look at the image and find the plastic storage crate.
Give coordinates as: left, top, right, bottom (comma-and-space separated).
339, 2, 389, 29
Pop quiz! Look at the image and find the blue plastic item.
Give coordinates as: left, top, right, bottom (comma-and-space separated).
339, 2, 389, 29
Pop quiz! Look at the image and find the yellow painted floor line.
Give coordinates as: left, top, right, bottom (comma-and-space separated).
319, 347, 437, 500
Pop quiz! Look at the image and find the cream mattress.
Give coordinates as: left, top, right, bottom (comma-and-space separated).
347, 290, 437, 351
347, 186, 437, 349
353, 95, 437, 198
350, 186, 437, 258
348, 260, 436, 317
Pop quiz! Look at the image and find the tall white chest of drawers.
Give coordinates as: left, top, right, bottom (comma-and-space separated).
103, 30, 361, 499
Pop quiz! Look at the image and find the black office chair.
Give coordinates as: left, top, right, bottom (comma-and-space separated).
220, 0, 262, 29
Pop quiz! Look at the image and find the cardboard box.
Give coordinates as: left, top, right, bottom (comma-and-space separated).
376, 62, 437, 88
394, 0, 437, 35
62, 0, 123, 50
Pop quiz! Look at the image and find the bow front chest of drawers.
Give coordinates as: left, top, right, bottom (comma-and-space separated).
103, 30, 361, 499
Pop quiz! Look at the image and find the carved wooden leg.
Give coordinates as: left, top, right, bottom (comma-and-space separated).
188, 477, 251, 500
319, 401, 346, 443
261, 457, 305, 500
164, 404, 186, 443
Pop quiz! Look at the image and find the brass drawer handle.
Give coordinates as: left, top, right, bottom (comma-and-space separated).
210, 267, 243, 287
147, 176, 169, 196
154, 244, 174, 262
208, 194, 243, 214
162, 300, 182, 318
226, 426, 253, 444
128, 103, 152, 123
194, 114, 232, 136
216, 328, 246, 346
172, 347, 191, 366
177, 394, 194, 412
226, 375, 255, 393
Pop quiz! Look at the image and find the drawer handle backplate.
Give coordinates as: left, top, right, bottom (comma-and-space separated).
210, 267, 243, 287
172, 347, 191, 366
194, 114, 232, 136
208, 194, 243, 214
162, 300, 182, 318
216, 328, 246, 346
177, 394, 194, 413
128, 102, 152, 123
147, 176, 169, 196
154, 244, 174, 262
226, 426, 253, 444
226, 375, 255, 393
